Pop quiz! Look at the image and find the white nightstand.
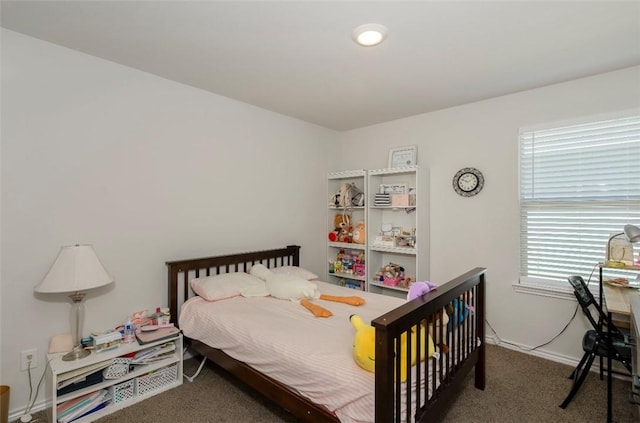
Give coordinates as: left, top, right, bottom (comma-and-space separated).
46, 334, 182, 423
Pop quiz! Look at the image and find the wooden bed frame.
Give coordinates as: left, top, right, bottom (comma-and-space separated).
167, 245, 486, 423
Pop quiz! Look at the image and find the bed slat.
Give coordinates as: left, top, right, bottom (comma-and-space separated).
373, 267, 486, 423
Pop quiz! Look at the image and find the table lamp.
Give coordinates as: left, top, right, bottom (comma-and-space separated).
35, 244, 114, 361
605, 224, 640, 267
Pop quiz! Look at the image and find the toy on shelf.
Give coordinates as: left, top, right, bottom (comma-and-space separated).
340, 279, 364, 290
328, 213, 353, 243
331, 249, 365, 276
352, 220, 365, 244
329, 182, 365, 208
374, 263, 412, 288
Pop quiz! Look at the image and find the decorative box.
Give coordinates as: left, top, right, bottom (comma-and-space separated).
391, 194, 415, 207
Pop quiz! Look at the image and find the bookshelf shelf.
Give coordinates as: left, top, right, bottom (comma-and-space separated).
47, 334, 182, 422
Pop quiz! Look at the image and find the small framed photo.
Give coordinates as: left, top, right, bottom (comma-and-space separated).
388, 145, 417, 168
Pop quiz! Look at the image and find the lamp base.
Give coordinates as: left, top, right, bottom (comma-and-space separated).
62, 345, 91, 361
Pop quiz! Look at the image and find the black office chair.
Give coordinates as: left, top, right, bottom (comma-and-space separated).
559, 275, 632, 411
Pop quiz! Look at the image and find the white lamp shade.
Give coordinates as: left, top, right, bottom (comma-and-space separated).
624, 224, 640, 243
35, 245, 114, 293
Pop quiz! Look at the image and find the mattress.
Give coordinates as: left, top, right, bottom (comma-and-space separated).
179, 280, 445, 423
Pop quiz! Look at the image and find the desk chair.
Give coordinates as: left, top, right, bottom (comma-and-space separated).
559, 276, 632, 417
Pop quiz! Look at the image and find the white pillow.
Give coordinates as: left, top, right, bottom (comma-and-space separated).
249, 264, 320, 301
270, 266, 319, 281
190, 272, 266, 301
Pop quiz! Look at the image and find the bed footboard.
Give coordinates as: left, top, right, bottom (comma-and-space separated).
372, 267, 486, 423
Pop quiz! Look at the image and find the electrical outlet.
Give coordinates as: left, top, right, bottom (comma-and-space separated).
20, 348, 38, 371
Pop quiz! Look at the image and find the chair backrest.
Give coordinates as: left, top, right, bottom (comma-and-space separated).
567, 275, 601, 329
567, 275, 624, 338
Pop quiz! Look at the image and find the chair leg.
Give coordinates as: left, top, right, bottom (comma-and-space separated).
569, 352, 590, 380
560, 354, 596, 409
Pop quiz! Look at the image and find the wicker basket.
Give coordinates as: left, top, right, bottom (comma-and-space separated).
135, 363, 178, 397
109, 379, 135, 404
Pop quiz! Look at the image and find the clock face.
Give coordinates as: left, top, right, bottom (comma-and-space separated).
453, 168, 484, 197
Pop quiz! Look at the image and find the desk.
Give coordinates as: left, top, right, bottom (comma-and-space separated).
603, 284, 640, 324
601, 284, 639, 422
598, 263, 640, 311
631, 297, 640, 415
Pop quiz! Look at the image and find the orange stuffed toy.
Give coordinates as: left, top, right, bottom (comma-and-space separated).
248, 264, 364, 317
352, 220, 365, 244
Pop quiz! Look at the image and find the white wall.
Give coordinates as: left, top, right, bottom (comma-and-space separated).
337, 65, 640, 361
0, 29, 337, 417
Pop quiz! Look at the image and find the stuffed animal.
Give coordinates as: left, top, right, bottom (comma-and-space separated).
407, 281, 450, 354
352, 221, 365, 244
407, 281, 437, 299
328, 213, 352, 243
350, 315, 376, 374
248, 264, 364, 317
350, 314, 433, 382
446, 298, 471, 330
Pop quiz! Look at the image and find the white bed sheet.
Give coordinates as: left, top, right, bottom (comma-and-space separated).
179, 280, 443, 423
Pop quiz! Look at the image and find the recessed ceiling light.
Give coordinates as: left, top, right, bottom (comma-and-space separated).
352, 23, 388, 47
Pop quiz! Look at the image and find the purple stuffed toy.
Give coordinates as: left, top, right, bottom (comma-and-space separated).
407, 281, 438, 301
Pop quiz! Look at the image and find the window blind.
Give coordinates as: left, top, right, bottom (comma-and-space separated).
519, 114, 640, 286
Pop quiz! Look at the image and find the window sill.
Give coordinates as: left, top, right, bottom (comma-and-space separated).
512, 281, 576, 301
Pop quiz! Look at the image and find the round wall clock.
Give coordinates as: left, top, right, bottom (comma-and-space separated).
453, 167, 484, 197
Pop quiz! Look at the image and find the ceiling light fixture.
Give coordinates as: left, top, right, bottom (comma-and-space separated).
352, 23, 388, 47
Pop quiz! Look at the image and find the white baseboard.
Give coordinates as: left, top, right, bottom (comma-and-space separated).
9, 398, 47, 423
485, 335, 578, 367
485, 335, 628, 379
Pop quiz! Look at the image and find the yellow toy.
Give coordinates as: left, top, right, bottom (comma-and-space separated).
350, 314, 434, 382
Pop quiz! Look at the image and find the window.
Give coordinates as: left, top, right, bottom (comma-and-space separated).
519, 112, 640, 291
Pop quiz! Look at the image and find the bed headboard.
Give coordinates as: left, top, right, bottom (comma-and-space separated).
165, 245, 300, 326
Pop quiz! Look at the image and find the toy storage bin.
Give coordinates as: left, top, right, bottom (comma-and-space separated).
109, 379, 135, 404
135, 363, 178, 397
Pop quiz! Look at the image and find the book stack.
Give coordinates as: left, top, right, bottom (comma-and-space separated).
131, 342, 176, 365
134, 325, 180, 345
56, 359, 112, 396
90, 330, 122, 352
374, 193, 390, 206
56, 389, 111, 423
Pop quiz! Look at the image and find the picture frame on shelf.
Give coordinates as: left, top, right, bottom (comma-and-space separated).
388, 145, 417, 168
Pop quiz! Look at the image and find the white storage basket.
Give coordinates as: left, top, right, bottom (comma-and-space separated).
103, 358, 132, 379
135, 363, 178, 397
109, 379, 135, 404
